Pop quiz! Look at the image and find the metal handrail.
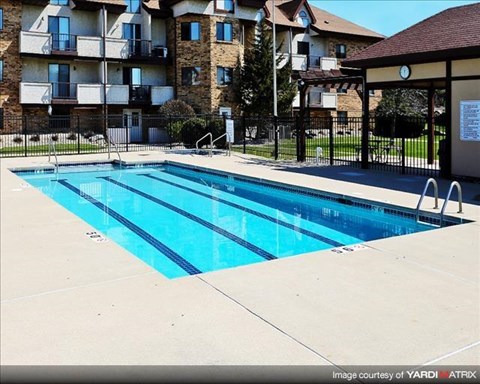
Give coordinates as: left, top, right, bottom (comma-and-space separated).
107, 135, 122, 166
48, 137, 59, 174
212, 132, 231, 156
415, 178, 439, 222
440, 181, 463, 227
196, 132, 212, 157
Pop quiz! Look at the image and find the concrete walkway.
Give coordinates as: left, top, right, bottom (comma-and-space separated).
1, 151, 479, 368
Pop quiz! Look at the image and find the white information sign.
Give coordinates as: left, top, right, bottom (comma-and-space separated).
225, 119, 234, 143
460, 100, 480, 141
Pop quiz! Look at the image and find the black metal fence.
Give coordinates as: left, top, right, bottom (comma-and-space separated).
0, 114, 441, 176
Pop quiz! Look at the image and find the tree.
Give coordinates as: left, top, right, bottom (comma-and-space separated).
375, 89, 427, 118
237, 19, 297, 117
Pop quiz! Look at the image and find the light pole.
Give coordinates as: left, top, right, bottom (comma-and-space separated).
272, 0, 277, 117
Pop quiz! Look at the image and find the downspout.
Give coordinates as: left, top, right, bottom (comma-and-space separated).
102, 5, 108, 136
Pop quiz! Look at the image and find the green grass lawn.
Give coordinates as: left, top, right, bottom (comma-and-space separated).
234, 133, 442, 161
0, 143, 103, 155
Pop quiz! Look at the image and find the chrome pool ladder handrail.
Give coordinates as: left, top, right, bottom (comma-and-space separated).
415, 178, 439, 222
196, 133, 213, 157
48, 137, 59, 174
212, 132, 231, 156
107, 135, 122, 166
440, 181, 463, 227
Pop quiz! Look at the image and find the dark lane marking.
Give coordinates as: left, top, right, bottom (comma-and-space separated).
56, 179, 202, 275
140, 173, 344, 248
99, 177, 277, 261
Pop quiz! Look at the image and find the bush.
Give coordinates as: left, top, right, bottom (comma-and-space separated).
67, 132, 77, 141
30, 134, 40, 142
374, 115, 424, 138
51, 134, 59, 142
159, 99, 195, 118
13, 136, 23, 143
181, 118, 206, 148
167, 119, 185, 143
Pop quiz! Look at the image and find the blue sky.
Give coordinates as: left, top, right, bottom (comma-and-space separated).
309, 0, 479, 36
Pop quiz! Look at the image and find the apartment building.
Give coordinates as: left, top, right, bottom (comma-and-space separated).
0, 0, 383, 133
264, 0, 384, 118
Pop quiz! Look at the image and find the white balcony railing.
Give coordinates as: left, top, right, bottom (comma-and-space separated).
20, 31, 51, 55
20, 82, 51, 104
276, 53, 338, 71
105, 37, 129, 59
151, 86, 174, 105
292, 90, 337, 109
76, 36, 102, 58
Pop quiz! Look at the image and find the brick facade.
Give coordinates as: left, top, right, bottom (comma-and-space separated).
1, 0, 23, 130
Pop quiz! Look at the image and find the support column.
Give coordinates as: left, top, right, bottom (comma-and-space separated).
297, 83, 307, 162
361, 72, 370, 169
427, 88, 435, 164
443, 61, 452, 178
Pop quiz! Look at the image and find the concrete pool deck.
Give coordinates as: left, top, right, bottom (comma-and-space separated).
1, 151, 479, 370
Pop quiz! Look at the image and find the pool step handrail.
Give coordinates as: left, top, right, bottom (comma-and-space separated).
107, 135, 122, 166
415, 178, 439, 222
48, 137, 59, 174
212, 133, 231, 156
196, 133, 213, 157
440, 181, 463, 227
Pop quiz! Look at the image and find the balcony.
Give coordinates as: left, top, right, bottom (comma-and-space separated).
277, 53, 338, 71
127, 39, 169, 62
20, 32, 168, 61
293, 90, 337, 109
51, 34, 78, 55
20, 83, 173, 106
129, 85, 151, 104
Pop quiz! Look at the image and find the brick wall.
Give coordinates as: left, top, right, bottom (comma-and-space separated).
1, 0, 23, 131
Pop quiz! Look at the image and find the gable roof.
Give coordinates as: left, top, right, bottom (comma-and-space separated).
343, 2, 480, 68
264, 0, 384, 39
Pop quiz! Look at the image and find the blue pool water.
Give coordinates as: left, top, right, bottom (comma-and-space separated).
16, 163, 438, 278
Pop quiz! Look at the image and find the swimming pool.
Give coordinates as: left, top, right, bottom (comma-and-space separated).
15, 162, 453, 278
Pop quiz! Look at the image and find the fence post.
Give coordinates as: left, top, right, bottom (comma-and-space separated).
274, 116, 279, 160
242, 115, 246, 154
126, 115, 129, 152
401, 135, 406, 174
77, 115, 81, 154
169, 115, 173, 149
23, 115, 28, 157
329, 116, 334, 165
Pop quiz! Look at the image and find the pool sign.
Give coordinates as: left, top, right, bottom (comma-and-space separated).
225, 119, 234, 143
460, 100, 480, 141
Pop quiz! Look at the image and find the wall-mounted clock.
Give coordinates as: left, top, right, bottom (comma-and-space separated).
399, 65, 411, 80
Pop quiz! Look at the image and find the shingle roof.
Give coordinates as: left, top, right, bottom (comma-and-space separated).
264, 0, 383, 39
343, 2, 480, 68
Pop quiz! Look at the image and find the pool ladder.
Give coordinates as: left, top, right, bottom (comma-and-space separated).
415, 178, 463, 226
107, 135, 122, 166
48, 138, 59, 174
196, 133, 232, 157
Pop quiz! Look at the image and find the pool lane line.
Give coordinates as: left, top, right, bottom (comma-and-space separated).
140, 173, 344, 248
99, 176, 277, 261
55, 179, 202, 276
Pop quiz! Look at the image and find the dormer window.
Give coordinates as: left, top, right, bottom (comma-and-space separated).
298, 11, 309, 27
216, 0, 234, 14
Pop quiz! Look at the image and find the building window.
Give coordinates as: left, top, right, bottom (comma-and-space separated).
337, 88, 347, 94
0, 8, 3, 30
0, 108, 3, 130
298, 10, 309, 27
369, 90, 375, 96
337, 111, 348, 125
215, 0, 234, 13
0, 60, 3, 81
125, 0, 141, 13
181, 22, 201, 41
216, 22, 233, 42
336, 44, 347, 59
50, 0, 69, 5
182, 67, 201, 86
217, 67, 233, 85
